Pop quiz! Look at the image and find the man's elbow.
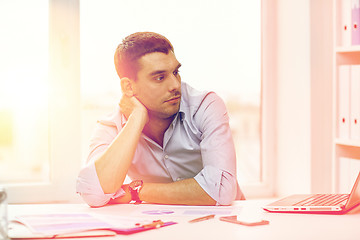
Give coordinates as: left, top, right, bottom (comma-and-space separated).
78, 193, 110, 208
217, 195, 236, 206
217, 180, 237, 205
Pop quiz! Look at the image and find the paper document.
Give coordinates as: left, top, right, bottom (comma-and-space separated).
15, 213, 112, 236
11, 213, 176, 238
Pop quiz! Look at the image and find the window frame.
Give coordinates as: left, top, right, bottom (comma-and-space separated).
241, 0, 276, 198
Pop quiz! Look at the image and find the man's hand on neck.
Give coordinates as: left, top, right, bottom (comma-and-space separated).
119, 95, 149, 125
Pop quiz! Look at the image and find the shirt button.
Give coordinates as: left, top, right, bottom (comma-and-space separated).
164, 155, 169, 159
176, 177, 182, 181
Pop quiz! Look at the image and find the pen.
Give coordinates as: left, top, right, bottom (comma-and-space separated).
219, 216, 270, 226
142, 220, 164, 229
189, 214, 215, 223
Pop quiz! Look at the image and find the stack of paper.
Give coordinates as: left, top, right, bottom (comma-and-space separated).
9, 213, 176, 239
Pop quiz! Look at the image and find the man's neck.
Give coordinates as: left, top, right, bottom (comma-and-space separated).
143, 115, 175, 147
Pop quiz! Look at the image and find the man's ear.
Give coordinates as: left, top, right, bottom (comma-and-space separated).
120, 77, 135, 97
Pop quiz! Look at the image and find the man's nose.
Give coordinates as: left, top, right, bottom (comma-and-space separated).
168, 74, 181, 92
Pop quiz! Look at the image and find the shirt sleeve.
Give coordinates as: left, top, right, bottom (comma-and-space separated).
76, 120, 125, 207
193, 93, 244, 205
76, 163, 125, 207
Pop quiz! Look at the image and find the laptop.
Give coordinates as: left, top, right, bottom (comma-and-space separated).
263, 171, 360, 214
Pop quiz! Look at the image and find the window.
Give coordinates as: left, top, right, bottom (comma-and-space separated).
80, 0, 266, 196
1, 0, 81, 203
0, 0, 49, 184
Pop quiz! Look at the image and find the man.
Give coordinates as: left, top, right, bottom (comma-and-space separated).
76, 32, 245, 207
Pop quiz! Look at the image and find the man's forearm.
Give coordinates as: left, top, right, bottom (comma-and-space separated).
95, 109, 147, 194
138, 178, 216, 206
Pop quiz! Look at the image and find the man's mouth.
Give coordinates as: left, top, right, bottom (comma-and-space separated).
165, 96, 181, 103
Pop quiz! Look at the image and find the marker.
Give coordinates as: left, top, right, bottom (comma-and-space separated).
188, 214, 215, 223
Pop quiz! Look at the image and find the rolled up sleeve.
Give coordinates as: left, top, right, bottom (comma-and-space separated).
76, 163, 125, 207
194, 165, 237, 205
194, 93, 245, 205
76, 114, 125, 207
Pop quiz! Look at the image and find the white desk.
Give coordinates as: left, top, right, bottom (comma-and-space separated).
8, 199, 360, 240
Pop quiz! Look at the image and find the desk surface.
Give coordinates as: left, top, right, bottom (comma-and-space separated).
8, 199, 360, 240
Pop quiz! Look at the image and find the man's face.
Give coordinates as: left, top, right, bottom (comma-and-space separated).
132, 51, 182, 119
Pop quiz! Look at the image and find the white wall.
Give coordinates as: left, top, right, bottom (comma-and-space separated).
272, 0, 333, 197
274, 0, 312, 196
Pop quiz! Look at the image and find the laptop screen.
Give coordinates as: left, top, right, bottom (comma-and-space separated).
345, 172, 360, 210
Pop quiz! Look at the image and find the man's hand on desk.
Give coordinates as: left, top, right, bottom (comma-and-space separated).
108, 185, 132, 204
109, 179, 216, 206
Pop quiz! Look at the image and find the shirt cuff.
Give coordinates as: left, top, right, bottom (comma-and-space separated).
194, 165, 237, 206
76, 163, 125, 207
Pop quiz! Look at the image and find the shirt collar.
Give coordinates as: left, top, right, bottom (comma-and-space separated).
178, 103, 185, 122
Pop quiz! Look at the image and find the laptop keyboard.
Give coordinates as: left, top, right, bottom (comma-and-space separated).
293, 194, 349, 206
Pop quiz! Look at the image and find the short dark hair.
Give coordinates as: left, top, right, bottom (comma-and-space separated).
114, 32, 174, 80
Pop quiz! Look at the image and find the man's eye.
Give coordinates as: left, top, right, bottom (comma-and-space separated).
155, 75, 164, 81
173, 70, 180, 76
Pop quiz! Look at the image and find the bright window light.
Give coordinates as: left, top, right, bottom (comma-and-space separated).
0, 0, 49, 184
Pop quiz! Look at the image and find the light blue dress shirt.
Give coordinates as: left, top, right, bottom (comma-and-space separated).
76, 82, 244, 206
